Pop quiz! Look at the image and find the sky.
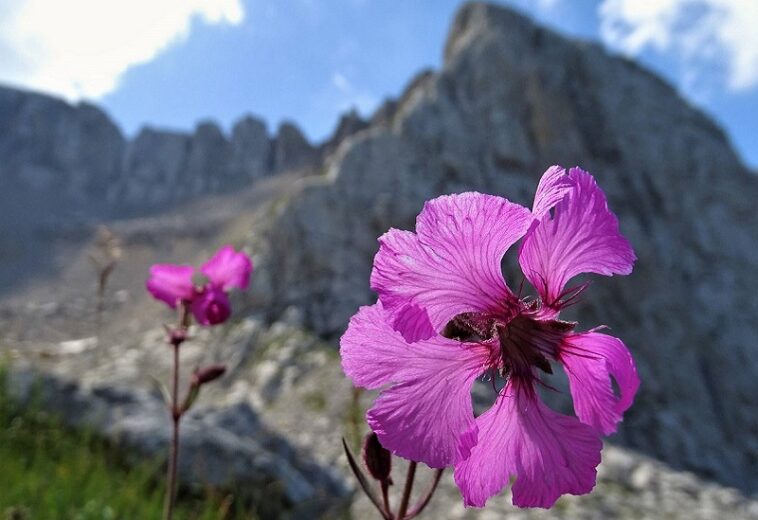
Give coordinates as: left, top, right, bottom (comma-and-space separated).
0, 0, 756, 167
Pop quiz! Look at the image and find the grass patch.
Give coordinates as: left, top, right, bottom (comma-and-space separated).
0, 366, 261, 519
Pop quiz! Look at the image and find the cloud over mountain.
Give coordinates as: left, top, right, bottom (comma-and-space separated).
0, 0, 244, 100
599, 0, 758, 92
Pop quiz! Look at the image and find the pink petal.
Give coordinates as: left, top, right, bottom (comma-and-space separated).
200, 245, 253, 291
146, 264, 195, 309
561, 331, 640, 435
454, 381, 602, 509
371, 193, 532, 342
519, 167, 636, 306
340, 302, 491, 468
340, 302, 414, 389
384, 301, 436, 345
191, 285, 232, 326
531, 165, 573, 219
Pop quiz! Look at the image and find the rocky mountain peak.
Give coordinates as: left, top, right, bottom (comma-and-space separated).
0, 85, 125, 198
444, 1, 530, 62
249, 0, 758, 493
323, 109, 369, 156
272, 121, 319, 173
0, 88, 319, 213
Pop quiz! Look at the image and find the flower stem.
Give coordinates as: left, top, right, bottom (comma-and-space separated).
405, 468, 444, 519
163, 341, 180, 520
396, 461, 417, 519
341, 438, 391, 520
381, 480, 391, 517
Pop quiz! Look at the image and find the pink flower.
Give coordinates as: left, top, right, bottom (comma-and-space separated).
146, 245, 252, 326
340, 166, 639, 508
146, 264, 196, 309
191, 285, 231, 326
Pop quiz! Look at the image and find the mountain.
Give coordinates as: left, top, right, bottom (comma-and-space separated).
0, 86, 322, 210
250, 1, 758, 493
1, 1, 756, 517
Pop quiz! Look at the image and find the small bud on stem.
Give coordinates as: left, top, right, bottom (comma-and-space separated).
344, 435, 443, 520
362, 432, 392, 483
180, 364, 227, 414
192, 364, 227, 386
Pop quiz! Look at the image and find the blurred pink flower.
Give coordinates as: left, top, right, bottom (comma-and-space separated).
146, 264, 195, 309
146, 245, 252, 326
340, 166, 639, 508
191, 285, 231, 325
200, 245, 252, 291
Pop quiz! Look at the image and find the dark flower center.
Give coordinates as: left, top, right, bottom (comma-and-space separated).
443, 302, 575, 382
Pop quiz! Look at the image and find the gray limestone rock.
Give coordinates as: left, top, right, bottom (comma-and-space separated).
185, 121, 232, 194
115, 127, 190, 206
0, 86, 124, 198
0, 91, 317, 213
5, 354, 348, 517
251, 1, 758, 494
229, 115, 272, 181
323, 109, 369, 157
272, 121, 319, 173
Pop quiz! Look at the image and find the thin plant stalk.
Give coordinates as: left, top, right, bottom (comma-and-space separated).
163, 306, 189, 520
342, 438, 391, 520
381, 479, 391, 518
405, 469, 444, 519
396, 461, 417, 519
345, 435, 445, 519
163, 343, 180, 520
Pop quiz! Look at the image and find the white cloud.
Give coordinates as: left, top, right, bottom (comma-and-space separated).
0, 0, 244, 100
599, 0, 758, 92
332, 72, 351, 92
536, 0, 560, 10
331, 72, 378, 114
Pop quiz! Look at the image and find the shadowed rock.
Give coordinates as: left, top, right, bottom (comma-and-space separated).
0, 89, 318, 212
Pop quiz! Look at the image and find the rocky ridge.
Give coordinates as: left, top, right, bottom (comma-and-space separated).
249, 0, 758, 495
0, 86, 319, 211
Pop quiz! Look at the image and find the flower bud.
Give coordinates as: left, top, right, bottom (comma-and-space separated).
362, 432, 392, 484
191, 286, 231, 326
192, 364, 227, 386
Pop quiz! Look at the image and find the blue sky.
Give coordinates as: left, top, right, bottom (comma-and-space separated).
1, 0, 756, 167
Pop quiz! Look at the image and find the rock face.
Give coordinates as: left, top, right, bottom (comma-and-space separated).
0, 87, 125, 198
0, 89, 318, 212
252, 1, 758, 493
323, 109, 369, 157
272, 122, 320, 174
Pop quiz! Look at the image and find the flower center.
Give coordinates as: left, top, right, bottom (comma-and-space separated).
443, 302, 575, 382
497, 314, 574, 379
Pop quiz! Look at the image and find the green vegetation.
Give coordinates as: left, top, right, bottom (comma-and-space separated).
0, 366, 259, 520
